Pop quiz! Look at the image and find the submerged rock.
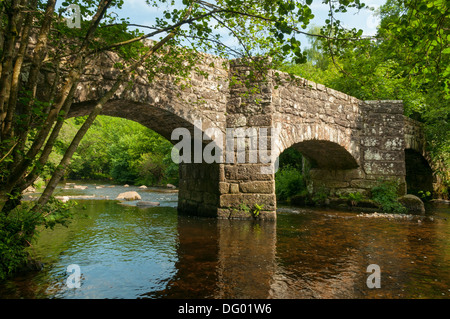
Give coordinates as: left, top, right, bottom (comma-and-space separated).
136, 201, 160, 207
397, 194, 425, 215
116, 191, 141, 201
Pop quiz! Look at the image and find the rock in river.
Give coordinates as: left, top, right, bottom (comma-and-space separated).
116, 191, 141, 201
397, 194, 425, 215
136, 201, 160, 207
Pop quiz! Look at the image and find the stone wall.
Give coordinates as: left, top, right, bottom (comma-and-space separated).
358, 100, 407, 194
178, 162, 221, 217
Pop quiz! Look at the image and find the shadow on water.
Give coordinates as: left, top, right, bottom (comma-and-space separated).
0, 187, 449, 299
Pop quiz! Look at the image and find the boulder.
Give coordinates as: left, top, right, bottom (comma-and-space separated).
23, 186, 36, 193
55, 196, 70, 203
166, 184, 176, 189
136, 201, 160, 207
74, 185, 88, 190
398, 194, 425, 214
139, 185, 148, 189
116, 191, 141, 201
124, 184, 130, 187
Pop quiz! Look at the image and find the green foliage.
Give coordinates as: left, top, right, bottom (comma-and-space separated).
275, 165, 307, 202
278, 147, 304, 170
252, 203, 264, 218
239, 203, 250, 213
339, 191, 364, 206
0, 198, 75, 281
370, 180, 407, 214
54, 116, 178, 186
418, 190, 432, 202
312, 186, 329, 205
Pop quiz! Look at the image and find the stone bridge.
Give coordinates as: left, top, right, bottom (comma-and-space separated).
65, 51, 434, 220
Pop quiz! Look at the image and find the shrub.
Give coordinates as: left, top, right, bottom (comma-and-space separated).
0, 198, 75, 281
370, 180, 407, 214
339, 191, 364, 206
275, 166, 306, 202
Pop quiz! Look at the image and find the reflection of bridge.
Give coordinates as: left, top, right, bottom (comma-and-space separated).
143, 214, 428, 298
68, 51, 433, 220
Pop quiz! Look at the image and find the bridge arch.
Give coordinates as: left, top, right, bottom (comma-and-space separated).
403, 117, 435, 196
68, 98, 223, 218
68, 99, 209, 142
277, 123, 360, 170
404, 149, 433, 197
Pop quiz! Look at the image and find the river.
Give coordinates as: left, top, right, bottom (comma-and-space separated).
0, 183, 449, 299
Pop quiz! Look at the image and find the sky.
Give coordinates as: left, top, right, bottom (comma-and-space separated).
115, 0, 387, 49
59, 0, 387, 51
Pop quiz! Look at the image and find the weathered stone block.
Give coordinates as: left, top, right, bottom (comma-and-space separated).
203, 192, 219, 205
230, 183, 240, 194
363, 161, 405, 176
239, 181, 274, 193
219, 182, 230, 194
224, 164, 273, 181
349, 179, 380, 189
247, 114, 273, 126
219, 194, 276, 210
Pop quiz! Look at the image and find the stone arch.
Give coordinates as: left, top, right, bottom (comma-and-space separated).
403, 117, 435, 196
404, 149, 433, 197
275, 123, 363, 197
68, 99, 222, 218
68, 99, 204, 142
287, 140, 358, 170
277, 123, 360, 170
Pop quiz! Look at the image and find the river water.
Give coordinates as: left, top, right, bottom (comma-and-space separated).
0, 183, 449, 299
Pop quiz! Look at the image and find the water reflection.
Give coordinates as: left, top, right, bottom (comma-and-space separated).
0, 198, 448, 299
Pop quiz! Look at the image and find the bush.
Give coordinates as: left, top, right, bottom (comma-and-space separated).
0, 198, 75, 281
275, 166, 307, 202
370, 180, 407, 214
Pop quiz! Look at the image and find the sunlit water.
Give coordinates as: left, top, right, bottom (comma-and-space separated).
0, 184, 449, 299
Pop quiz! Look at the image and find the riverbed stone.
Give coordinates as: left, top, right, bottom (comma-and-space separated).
116, 191, 141, 201
136, 201, 160, 207
397, 194, 425, 215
